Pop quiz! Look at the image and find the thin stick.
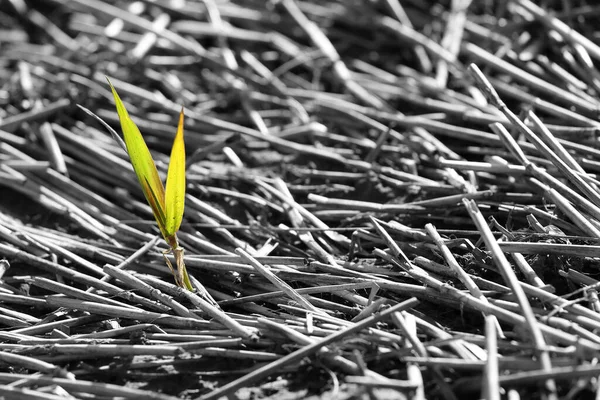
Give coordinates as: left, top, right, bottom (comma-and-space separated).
425, 223, 503, 337
236, 247, 320, 313
464, 199, 557, 398
482, 315, 500, 400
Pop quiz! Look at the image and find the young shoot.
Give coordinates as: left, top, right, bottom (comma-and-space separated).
107, 78, 193, 291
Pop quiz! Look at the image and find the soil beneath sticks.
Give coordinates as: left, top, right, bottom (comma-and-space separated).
1, 1, 600, 399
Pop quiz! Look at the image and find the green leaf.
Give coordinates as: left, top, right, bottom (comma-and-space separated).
107, 77, 167, 236
164, 109, 186, 236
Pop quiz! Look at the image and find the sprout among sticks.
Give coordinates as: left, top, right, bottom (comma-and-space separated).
107, 78, 193, 291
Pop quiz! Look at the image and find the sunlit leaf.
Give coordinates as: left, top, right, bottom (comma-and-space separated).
144, 176, 167, 238
164, 109, 186, 237
107, 77, 167, 234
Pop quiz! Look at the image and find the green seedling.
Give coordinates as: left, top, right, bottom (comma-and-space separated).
107, 78, 193, 291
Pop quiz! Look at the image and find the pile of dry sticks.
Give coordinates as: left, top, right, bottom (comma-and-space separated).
2, 0, 600, 399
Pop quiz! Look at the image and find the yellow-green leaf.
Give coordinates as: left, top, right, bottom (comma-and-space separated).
107, 77, 167, 235
144, 176, 167, 236
164, 109, 186, 236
